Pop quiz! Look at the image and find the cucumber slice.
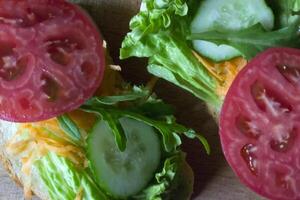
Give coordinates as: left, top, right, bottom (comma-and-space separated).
190, 0, 274, 61
87, 117, 161, 198
192, 40, 241, 62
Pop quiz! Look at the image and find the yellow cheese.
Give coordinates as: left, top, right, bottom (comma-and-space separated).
193, 51, 247, 98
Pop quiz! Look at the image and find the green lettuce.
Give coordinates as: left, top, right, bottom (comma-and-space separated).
57, 114, 83, 145
35, 152, 108, 200
120, 0, 221, 108
36, 152, 193, 200
133, 153, 193, 200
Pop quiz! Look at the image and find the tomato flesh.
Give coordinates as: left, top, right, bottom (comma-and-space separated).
220, 48, 300, 200
0, 0, 105, 122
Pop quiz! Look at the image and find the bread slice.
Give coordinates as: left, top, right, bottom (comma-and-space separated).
0, 120, 50, 200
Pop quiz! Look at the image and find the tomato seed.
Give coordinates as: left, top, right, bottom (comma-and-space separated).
251, 81, 292, 116
277, 64, 300, 86
41, 74, 59, 101
80, 61, 95, 80
236, 115, 261, 139
0, 56, 27, 81
270, 127, 296, 153
241, 144, 258, 176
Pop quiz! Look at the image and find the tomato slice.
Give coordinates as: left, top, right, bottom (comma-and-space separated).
0, 0, 105, 122
220, 48, 300, 200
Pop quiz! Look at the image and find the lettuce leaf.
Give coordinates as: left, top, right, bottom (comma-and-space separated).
133, 153, 193, 200
35, 153, 108, 200
120, 0, 221, 107
36, 150, 193, 200
57, 114, 83, 145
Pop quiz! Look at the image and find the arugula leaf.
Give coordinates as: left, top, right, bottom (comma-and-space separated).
85, 86, 149, 106
188, 21, 300, 59
130, 101, 174, 119
81, 104, 210, 154
83, 85, 189, 152
36, 152, 108, 200
57, 114, 82, 143
184, 129, 211, 155
100, 111, 127, 152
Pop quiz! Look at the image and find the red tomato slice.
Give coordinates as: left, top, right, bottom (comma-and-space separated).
0, 0, 105, 122
220, 48, 300, 200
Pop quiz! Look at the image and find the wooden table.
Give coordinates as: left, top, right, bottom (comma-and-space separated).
0, 1, 265, 199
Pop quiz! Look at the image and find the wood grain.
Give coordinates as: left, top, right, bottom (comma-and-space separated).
0, 0, 265, 199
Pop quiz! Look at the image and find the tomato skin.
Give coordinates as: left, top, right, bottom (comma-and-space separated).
0, 0, 105, 122
220, 48, 300, 200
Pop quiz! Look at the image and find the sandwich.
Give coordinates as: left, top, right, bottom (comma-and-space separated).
0, 0, 209, 199
120, 0, 300, 199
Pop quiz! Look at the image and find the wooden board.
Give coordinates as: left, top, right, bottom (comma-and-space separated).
0, 1, 265, 199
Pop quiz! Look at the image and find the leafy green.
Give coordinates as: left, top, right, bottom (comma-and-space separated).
57, 114, 82, 143
133, 154, 180, 200
84, 86, 177, 152
101, 111, 127, 152
129, 100, 174, 119
133, 153, 193, 200
120, 0, 221, 107
81, 103, 210, 154
37, 88, 203, 200
87, 95, 175, 119
81, 87, 204, 199
85, 86, 149, 106
147, 63, 219, 108
35, 153, 108, 200
188, 21, 300, 59
82, 86, 210, 154
121, 0, 189, 50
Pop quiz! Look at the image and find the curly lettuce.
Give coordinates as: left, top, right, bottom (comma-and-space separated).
35, 153, 108, 200
120, 0, 221, 108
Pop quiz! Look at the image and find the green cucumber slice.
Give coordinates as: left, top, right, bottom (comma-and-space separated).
192, 40, 241, 62
190, 0, 274, 62
87, 117, 161, 198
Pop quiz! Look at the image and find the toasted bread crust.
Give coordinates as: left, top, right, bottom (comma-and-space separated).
0, 151, 21, 187
0, 148, 49, 200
